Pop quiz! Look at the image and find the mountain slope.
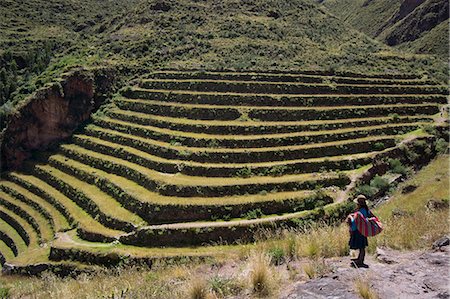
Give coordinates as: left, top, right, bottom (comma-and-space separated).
0, 0, 448, 126
320, 0, 449, 57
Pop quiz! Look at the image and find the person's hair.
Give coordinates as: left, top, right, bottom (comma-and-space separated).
354, 195, 369, 211
358, 201, 369, 211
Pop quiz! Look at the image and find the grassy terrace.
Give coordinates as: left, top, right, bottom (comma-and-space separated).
0, 192, 50, 242
6, 173, 122, 240
0, 182, 69, 233
90, 117, 425, 148
108, 110, 435, 135
139, 79, 448, 95
125, 88, 447, 107
67, 132, 384, 176
145, 70, 436, 85
115, 98, 440, 121
0, 70, 447, 271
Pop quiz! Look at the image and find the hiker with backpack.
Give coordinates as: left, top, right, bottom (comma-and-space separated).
346, 195, 383, 268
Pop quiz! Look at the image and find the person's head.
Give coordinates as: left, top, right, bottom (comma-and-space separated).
354, 195, 368, 209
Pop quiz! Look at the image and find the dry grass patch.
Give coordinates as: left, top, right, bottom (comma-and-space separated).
186, 276, 210, 299
248, 251, 278, 297
354, 277, 379, 299
302, 258, 332, 279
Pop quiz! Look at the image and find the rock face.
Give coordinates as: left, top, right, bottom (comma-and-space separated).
1, 69, 98, 171
383, 0, 449, 46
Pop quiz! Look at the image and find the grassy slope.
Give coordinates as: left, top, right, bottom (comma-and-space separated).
319, 0, 402, 37
320, 0, 449, 58
0, 0, 448, 120
398, 20, 450, 57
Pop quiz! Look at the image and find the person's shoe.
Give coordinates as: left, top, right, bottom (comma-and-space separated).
358, 263, 369, 268
350, 261, 369, 268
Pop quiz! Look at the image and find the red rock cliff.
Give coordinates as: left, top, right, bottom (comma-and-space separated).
1, 70, 95, 171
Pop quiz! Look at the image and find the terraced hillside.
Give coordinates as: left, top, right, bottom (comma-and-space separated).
0, 70, 447, 272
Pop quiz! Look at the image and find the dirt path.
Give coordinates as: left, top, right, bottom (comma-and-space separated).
282, 248, 449, 299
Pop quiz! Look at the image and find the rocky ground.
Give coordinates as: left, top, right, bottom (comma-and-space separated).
282, 243, 449, 299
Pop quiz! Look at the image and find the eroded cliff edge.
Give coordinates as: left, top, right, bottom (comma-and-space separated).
0, 68, 117, 171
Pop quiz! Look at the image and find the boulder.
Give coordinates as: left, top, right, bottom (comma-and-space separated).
432, 236, 450, 251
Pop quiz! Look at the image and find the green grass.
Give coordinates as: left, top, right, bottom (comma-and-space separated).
8, 173, 123, 238
0, 182, 69, 232
0, 193, 52, 242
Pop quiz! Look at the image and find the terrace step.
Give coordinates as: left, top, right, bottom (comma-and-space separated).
108, 109, 434, 135
139, 79, 448, 95
0, 193, 50, 242
119, 202, 353, 247
116, 98, 440, 121
62, 135, 376, 177
0, 182, 69, 232
154, 70, 423, 80
73, 131, 398, 164
31, 165, 143, 232
126, 88, 447, 107
7, 173, 123, 242
0, 220, 24, 256
49, 230, 222, 267
91, 117, 422, 149
0, 207, 33, 246
0, 240, 14, 265
146, 71, 435, 85
46, 152, 344, 224
52, 148, 349, 197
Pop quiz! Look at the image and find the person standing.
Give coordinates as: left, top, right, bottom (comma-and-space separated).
347, 195, 372, 268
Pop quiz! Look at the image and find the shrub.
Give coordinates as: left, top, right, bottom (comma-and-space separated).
0, 286, 9, 299
236, 167, 254, 178
422, 124, 437, 135
208, 275, 242, 298
370, 176, 390, 193
373, 142, 385, 151
267, 246, 285, 265
244, 209, 264, 220
355, 184, 378, 198
388, 113, 400, 121
388, 158, 409, 176
435, 138, 449, 154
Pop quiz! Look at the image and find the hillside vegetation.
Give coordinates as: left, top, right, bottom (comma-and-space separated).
320, 0, 449, 57
0, 0, 448, 127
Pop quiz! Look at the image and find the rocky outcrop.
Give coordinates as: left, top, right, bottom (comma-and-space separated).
0, 67, 118, 171
383, 0, 449, 46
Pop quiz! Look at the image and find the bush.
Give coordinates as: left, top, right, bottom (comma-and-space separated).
370, 176, 390, 193
236, 167, 254, 178
244, 209, 264, 220
267, 246, 285, 265
208, 276, 242, 298
355, 184, 378, 198
388, 159, 409, 176
435, 138, 449, 154
373, 142, 385, 151
0, 286, 9, 299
